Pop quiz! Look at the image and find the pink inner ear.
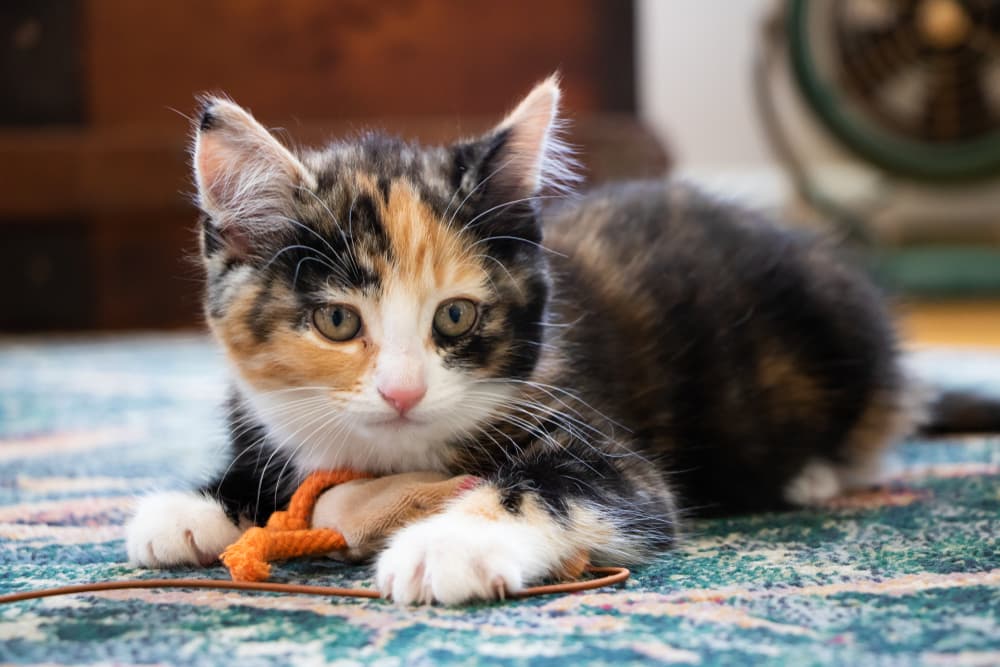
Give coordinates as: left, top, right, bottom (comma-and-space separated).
506, 108, 554, 192
192, 99, 316, 225
196, 134, 236, 210
494, 76, 571, 196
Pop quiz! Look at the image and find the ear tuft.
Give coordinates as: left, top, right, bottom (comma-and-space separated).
493, 74, 580, 197
192, 96, 315, 235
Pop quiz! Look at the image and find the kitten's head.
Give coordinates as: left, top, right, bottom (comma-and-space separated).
193, 76, 574, 473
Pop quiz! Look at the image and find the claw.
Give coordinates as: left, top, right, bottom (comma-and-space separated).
185, 529, 219, 567
492, 576, 507, 601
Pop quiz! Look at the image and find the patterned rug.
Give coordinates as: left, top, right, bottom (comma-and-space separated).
1, 336, 998, 666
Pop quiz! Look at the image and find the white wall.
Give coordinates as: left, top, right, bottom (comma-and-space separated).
636, 0, 775, 169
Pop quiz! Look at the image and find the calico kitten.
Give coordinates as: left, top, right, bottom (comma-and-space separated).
126, 76, 919, 604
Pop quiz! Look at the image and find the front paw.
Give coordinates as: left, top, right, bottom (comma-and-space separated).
126, 491, 243, 567
375, 510, 556, 605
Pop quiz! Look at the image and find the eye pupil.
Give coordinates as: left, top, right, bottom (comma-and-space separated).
331, 309, 344, 327
448, 305, 461, 323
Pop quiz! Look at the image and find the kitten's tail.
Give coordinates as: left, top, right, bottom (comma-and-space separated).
918, 389, 1000, 435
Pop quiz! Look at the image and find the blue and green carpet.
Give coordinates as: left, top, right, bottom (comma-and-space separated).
1, 336, 998, 665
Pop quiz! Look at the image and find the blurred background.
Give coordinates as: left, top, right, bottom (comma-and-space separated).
2, 0, 999, 344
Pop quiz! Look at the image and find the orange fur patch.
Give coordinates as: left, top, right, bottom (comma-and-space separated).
757, 353, 823, 415
462, 487, 505, 522
843, 387, 916, 461
211, 283, 375, 392
376, 177, 485, 291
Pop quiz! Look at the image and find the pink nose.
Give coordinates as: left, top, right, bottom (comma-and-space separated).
378, 385, 426, 415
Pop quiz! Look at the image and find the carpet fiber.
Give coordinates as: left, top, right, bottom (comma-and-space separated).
1, 336, 998, 666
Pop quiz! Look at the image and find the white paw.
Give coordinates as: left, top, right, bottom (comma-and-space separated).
784, 459, 842, 506
125, 491, 243, 567
375, 510, 556, 605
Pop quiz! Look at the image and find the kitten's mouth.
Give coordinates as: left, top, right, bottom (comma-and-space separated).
371, 414, 424, 428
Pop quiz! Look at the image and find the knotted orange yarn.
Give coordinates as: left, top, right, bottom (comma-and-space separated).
221, 470, 372, 582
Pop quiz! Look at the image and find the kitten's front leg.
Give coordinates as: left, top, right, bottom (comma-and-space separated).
376, 446, 677, 605
375, 485, 568, 604
126, 416, 293, 568
125, 491, 243, 567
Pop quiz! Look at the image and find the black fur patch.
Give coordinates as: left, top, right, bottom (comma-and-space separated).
377, 176, 391, 204
198, 107, 216, 132
247, 281, 277, 343
350, 193, 390, 258
450, 146, 470, 192
200, 396, 297, 525
201, 218, 223, 256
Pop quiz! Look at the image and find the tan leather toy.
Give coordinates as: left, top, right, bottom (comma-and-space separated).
220, 470, 480, 582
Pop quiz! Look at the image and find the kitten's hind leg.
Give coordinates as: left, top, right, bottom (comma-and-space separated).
782, 459, 842, 506
125, 491, 244, 567
782, 454, 892, 507
838, 382, 924, 492
784, 384, 922, 507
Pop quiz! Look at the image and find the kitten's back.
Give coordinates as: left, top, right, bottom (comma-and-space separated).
542, 180, 914, 511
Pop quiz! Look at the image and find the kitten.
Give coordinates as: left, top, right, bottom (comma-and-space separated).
126, 76, 919, 604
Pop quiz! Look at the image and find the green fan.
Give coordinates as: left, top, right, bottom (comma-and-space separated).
756, 0, 1000, 295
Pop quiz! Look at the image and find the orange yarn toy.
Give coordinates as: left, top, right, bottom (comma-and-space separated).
221, 470, 372, 582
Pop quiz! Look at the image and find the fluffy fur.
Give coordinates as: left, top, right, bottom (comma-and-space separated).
126, 76, 919, 603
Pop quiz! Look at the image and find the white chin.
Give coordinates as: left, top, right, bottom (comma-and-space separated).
362, 417, 426, 434
280, 411, 458, 475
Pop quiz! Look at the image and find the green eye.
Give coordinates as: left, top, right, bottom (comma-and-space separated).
433, 299, 478, 338
312, 305, 362, 342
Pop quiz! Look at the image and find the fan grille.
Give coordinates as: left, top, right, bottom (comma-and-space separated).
789, 0, 1000, 181
837, 0, 1000, 143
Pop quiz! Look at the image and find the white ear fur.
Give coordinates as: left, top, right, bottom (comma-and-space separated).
193, 97, 315, 231
493, 74, 579, 196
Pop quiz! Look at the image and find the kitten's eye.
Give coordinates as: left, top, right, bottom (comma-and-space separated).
312, 305, 362, 342
433, 299, 478, 337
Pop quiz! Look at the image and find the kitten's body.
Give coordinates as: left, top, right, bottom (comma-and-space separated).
540, 181, 910, 512
126, 79, 916, 604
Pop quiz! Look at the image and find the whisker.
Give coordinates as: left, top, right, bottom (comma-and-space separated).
262, 244, 338, 273
271, 410, 350, 507
472, 253, 524, 297
471, 234, 566, 258
447, 157, 516, 228
252, 403, 341, 524
214, 398, 332, 495
270, 214, 343, 261
461, 195, 563, 235
292, 256, 341, 289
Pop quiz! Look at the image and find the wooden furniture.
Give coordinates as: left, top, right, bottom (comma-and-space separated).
1, 0, 669, 331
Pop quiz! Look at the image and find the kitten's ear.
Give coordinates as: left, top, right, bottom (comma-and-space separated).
475, 75, 578, 199
193, 97, 315, 235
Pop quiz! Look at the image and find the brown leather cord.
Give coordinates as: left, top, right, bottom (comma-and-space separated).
0, 566, 629, 605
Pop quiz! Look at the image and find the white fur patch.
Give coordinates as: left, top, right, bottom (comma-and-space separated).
125, 491, 243, 567
783, 460, 842, 506
240, 376, 513, 476
375, 499, 568, 605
